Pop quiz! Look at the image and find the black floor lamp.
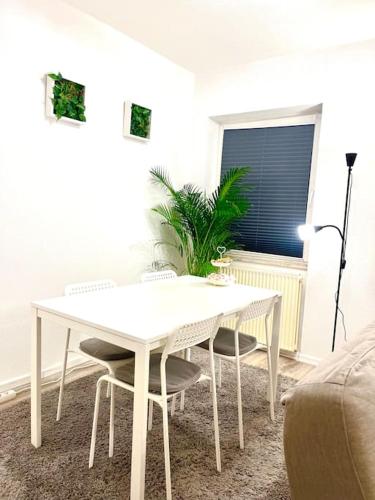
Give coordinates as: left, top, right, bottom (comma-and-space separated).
298, 153, 357, 352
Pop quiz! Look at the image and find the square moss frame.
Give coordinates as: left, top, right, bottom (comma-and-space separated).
45, 73, 86, 125
123, 101, 152, 141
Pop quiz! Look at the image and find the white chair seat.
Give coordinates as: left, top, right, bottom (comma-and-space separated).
199, 327, 257, 357
80, 338, 134, 361
115, 354, 201, 394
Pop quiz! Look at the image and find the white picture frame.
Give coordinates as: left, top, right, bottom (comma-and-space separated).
123, 101, 152, 142
45, 74, 86, 125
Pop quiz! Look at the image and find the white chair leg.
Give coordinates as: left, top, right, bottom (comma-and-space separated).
148, 400, 154, 431
217, 358, 222, 389
89, 378, 105, 468
109, 383, 115, 458
180, 348, 189, 412
106, 381, 111, 398
171, 395, 176, 416
209, 347, 221, 472
56, 328, 71, 422
266, 347, 275, 421
236, 354, 244, 449
265, 319, 275, 421
162, 399, 172, 500
186, 348, 191, 362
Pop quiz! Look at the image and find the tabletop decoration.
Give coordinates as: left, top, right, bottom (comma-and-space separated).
207, 247, 235, 286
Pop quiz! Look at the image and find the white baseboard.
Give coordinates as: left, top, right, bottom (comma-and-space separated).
273, 347, 321, 366
249, 345, 321, 366
0, 355, 88, 394
294, 352, 322, 365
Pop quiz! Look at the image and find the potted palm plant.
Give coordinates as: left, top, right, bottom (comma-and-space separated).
150, 166, 251, 276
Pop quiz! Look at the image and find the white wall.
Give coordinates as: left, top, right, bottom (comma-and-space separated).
193, 40, 375, 360
2, 1, 374, 389
0, 0, 195, 389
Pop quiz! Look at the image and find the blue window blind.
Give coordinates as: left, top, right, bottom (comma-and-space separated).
221, 124, 315, 258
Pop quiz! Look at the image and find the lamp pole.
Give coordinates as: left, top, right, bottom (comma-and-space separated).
331, 153, 357, 351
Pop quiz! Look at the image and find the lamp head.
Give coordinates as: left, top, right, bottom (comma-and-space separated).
346, 153, 357, 168
297, 224, 323, 241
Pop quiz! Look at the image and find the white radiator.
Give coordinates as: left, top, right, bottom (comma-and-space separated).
224, 263, 304, 352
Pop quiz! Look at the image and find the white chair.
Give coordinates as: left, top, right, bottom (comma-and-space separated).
89, 314, 223, 500
141, 269, 177, 282
141, 269, 182, 415
56, 279, 135, 421
198, 296, 277, 449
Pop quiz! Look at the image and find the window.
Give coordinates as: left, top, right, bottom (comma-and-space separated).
220, 123, 315, 259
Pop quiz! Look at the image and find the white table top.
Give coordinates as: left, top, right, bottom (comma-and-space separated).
32, 276, 280, 344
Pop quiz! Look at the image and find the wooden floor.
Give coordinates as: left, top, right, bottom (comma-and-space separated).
244, 350, 313, 380
0, 353, 313, 411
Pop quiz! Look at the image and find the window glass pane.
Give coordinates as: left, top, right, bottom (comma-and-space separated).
221, 124, 315, 258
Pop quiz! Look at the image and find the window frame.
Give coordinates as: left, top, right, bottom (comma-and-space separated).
215, 113, 321, 269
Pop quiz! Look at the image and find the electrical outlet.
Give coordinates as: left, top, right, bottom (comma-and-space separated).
0, 390, 16, 404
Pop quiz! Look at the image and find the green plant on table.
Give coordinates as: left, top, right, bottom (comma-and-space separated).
150, 166, 251, 277
48, 72, 86, 122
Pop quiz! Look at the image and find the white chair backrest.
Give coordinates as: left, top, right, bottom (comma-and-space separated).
65, 279, 116, 296
141, 270, 177, 283
163, 314, 223, 357
237, 296, 277, 325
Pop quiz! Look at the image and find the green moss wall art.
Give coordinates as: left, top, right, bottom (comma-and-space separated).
123, 101, 152, 141
46, 72, 86, 124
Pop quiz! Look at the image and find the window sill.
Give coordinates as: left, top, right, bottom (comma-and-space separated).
228, 250, 308, 271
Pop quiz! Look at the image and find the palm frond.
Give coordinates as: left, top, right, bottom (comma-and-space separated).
150, 166, 176, 196
217, 166, 251, 201
150, 166, 252, 276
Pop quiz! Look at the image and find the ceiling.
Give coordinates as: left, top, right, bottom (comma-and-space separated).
63, 0, 375, 74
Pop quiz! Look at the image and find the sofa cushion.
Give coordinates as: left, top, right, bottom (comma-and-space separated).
115, 354, 202, 395
198, 327, 257, 356
79, 338, 134, 361
282, 322, 375, 500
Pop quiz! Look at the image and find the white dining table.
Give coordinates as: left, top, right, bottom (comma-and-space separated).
30, 275, 282, 499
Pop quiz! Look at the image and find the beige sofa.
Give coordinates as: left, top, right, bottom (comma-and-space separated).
282, 322, 375, 500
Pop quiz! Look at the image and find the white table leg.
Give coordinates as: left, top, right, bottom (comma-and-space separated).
130, 346, 150, 500
31, 308, 42, 448
269, 297, 282, 402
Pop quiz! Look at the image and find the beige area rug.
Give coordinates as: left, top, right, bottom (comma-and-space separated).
0, 352, 294, 499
